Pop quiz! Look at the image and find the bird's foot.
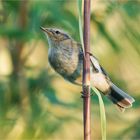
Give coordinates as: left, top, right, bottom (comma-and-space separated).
81, 85, 92, 98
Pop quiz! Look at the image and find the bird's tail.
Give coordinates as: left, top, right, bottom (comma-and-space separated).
107, 83, 135, 112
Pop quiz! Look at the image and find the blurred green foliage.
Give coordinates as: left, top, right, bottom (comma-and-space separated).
0, 0, 140, 140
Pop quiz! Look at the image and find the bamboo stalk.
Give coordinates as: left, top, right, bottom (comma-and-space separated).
83, 0, 91, 140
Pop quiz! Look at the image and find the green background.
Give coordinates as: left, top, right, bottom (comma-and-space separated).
0, 0, 140, 140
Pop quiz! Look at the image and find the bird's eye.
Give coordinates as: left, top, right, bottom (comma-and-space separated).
55, 30, 60, 34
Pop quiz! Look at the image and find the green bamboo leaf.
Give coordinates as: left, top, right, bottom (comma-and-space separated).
77, 0, 84, 54
92, 88, 106, 140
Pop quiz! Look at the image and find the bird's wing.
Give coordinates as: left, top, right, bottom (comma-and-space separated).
90, 54, 108, 77
77, 43, 105, 73
76, 43, 109, 77
89, 53, 109, 77
90, 54, 103, 73
90, 53, 111, 94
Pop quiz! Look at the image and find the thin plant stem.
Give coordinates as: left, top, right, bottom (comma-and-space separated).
83, 0, 91, 140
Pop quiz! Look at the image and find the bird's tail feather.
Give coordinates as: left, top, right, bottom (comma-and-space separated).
107, 83, 135, 112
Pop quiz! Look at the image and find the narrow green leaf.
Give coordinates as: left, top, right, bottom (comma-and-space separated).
77, 0, 85, 54
92, 88, 106, 140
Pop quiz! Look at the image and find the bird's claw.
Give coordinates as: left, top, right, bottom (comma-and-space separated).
80, 85, 92, 98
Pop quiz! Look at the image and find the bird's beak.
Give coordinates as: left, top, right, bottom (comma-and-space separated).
40, 27, 46, 32
40, 27, 52, 37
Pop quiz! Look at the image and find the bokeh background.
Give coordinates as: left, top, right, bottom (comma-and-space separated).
0, 0, 140, 140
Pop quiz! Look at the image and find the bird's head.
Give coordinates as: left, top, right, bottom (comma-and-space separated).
40, 27, 71, 44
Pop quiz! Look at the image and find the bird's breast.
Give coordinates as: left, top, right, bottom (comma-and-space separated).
48, 46, 81, 77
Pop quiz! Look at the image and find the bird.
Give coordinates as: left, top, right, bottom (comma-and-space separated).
40, 27, 135, 112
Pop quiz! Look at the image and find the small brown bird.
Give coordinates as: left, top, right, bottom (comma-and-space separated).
41, 27, 135, 112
